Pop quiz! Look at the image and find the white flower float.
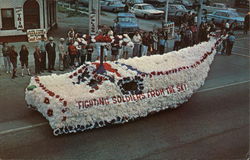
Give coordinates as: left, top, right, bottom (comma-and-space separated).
25, 37, 222, 136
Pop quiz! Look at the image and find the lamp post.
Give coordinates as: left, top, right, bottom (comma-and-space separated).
164, 0, 169, 24
197, 0, 204, 27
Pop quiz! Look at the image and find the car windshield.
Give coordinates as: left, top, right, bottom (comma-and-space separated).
176, 5, 186, 10
142, 5, 155, 10
229, 12, 240, 17
183, 0, 192, 5
110, 1, 122, 5
118, 17, 137, 23
134, 0, 143, 3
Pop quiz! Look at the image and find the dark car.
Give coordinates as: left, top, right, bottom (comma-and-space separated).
114, 13, 139, 34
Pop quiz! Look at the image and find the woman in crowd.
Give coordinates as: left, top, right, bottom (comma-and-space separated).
2, 42, 12, 74
9, 46, 18, 79
19, 45, 31, 76
34, 46, 42, 74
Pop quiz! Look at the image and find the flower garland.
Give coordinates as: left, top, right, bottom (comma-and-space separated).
25, 37, 222, 136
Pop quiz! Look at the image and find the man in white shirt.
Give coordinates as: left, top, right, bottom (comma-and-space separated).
132, 31, 142, 57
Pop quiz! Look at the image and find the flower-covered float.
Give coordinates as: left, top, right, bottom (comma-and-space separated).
25, 36, 222, 136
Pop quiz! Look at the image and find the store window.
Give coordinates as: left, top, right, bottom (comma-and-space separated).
1, 9, 15, 30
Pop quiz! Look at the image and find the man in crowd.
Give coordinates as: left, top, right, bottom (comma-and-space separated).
38, 35, 47, 72
132, 31, 142, 57
46, 37, 56, 73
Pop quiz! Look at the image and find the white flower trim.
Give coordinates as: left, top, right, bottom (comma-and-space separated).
25, 37, 222, 136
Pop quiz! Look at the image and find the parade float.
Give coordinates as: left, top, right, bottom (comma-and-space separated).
25, 36, 222, 136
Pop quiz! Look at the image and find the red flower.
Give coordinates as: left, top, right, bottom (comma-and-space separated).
78, 69, 83, 73
73, 72, 77, 76
48, 91, 55, 97
55, 95, 60, 98
89, 90, 95, 93
151, 71, 156, 75
59, 98, 64, 102
44, 97, 50, 104
47, 109, 53, 117
157, 72, 164, 76
69, 75, 73, 79
62, 116, 67, 121
63, 101, 67, 107
94, 86, 99, 90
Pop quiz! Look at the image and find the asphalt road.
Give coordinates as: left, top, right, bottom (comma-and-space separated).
0, 19, 249, 160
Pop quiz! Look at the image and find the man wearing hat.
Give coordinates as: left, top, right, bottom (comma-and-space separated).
46, 36, 56, 72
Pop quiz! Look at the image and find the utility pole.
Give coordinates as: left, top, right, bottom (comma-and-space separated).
164, 0, 169, 24
197, 0, 204, 27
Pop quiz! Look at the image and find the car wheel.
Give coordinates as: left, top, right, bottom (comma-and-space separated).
144, 14, 149, 19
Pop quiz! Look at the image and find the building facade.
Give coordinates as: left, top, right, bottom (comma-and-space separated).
0, 0, 57, 42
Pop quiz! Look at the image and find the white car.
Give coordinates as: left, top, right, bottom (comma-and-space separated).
203, 3, 236, 14
130, 3, 164, 19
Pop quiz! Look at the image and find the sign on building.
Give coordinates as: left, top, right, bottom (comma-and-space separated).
27, 29, 47, 42
15, 7, 24, 30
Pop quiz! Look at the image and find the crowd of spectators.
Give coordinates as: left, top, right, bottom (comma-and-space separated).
1, 12, 249, 78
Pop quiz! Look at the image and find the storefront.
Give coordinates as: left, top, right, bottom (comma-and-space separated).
0, 0, 57, 42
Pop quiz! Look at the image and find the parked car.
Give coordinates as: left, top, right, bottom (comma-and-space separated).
202, 3, 236, 14
169, 0, 193, 10
207, 10, 244, 29
129, 3, 164, 19
157, 4, 188, 16
143, 0, 165, 7
125, 0, 144, 7
100, 0, 125, 12
114, 12, 139, 34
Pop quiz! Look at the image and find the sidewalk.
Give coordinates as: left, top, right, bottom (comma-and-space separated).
0, 12, 175, 75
